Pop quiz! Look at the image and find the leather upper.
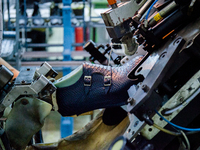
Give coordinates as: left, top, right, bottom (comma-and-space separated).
56, 55, 143, 116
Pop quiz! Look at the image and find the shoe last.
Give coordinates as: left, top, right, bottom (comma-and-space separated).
56, 55, 143, 116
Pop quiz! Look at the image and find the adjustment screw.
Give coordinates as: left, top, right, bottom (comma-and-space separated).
21, 80, 26, 84
127, 97, 134, 105
142, 84, 149, 92
134, 120, 139, 127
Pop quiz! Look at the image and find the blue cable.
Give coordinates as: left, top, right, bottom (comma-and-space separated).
155, 110, 200, 131
146, 0, 159, 20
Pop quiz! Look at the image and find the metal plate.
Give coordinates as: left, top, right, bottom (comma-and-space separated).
141, 70, 200, 140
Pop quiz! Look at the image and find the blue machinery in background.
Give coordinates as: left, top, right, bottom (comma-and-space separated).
60, 0, 74, 138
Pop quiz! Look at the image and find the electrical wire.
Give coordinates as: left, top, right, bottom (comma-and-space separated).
153, 122, 199, 136
146, 0, 158, 20
153, 123, 180, 136
180, 130, 190, 150
155, 110, 200, 131
164, 88, 200, 115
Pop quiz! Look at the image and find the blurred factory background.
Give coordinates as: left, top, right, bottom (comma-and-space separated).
1, 0, 110, 142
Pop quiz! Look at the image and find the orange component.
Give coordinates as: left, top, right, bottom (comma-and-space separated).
107, 0, 117, 6
162, 30, 174, 39
10, 69, 19, 80
0, 58, 19, 80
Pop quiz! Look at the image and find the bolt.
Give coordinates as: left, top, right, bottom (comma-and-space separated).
179, 97, 184, 103
142, 84, 149, 92
134, 121, 139, 127
21, 80, 26, 84
127, 98, 134, 105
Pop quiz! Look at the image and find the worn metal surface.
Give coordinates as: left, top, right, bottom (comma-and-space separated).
141, 70, 200, 139
0, 75, 55, 112
36, 62, 58, 78
101, 0, 147, 39
121, 33, 139, 56
120, 45, 147, 64
0, 62, 58, 112
101, 0, 146, 27
0, 65, 13, 89
135, 53, 159, 78
126, 17, 200, 142
127, 37, 185, 113
124, 113, 145, 141
15, 66, 36, 85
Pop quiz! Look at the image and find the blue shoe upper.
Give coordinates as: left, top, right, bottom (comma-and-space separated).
56, 55, 143, 116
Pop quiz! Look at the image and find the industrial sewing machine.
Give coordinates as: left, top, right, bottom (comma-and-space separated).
1, 0, 200, 149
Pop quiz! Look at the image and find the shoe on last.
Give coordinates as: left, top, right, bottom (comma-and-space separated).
54, 55, 143, 116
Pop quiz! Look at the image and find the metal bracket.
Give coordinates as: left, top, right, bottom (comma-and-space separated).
36, 62, 58, 78
141, 70, 200, 140
124, 113, 145, 142
0, 62, 57, 113
0, 75, 56, 112
127, 37, 185, 114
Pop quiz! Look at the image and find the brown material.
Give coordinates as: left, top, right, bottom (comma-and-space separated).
0, 58, 19, 79
26, 110, 130, 150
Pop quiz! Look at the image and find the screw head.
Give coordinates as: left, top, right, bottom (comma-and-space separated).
21, 80, 26, 84
142, 84, 149, 92
127, 97, 134, 105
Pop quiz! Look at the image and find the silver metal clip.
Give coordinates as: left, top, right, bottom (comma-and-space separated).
104, 76, 111, 86
84, 76, 92, 86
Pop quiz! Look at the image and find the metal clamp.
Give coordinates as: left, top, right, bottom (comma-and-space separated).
36, 62, 58, 78
0, 75, 56, 112
0, 62, 57, 113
